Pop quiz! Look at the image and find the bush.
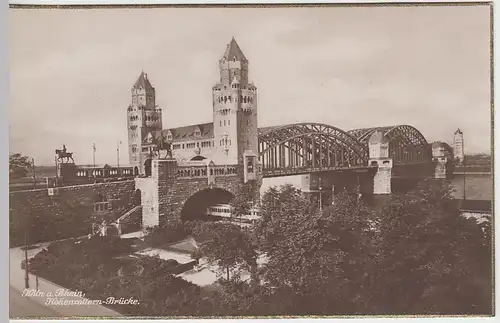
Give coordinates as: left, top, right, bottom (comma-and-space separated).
144, 221, 191, 247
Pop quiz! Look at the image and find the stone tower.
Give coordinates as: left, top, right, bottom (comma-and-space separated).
127, 72, 163, 175
453, 128, 464, 164
212, 38, 258, 168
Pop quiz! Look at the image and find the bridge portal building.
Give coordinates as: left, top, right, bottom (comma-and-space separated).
127, 38, 258, 177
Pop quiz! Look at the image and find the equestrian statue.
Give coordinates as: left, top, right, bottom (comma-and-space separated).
154, 136, 173, 158
55, 145, 75, 163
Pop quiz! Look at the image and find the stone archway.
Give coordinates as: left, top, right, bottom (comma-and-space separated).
144, 159, 152, 177
134, 189, 141, 206
180, 187, 234, 222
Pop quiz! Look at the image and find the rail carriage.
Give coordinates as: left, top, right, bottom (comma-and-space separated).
206, 203, 260, 226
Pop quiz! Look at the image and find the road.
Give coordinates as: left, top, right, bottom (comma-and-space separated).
9, 243, 121, 318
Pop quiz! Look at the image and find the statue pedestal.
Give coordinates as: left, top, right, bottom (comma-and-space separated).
57, 162, 77, 182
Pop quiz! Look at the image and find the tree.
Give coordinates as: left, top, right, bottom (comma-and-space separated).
372, 179, 493, 315
192, 221, 257, 281
255, 184, 376, 315
9, 153, 32, 180
229, 183, 255, 223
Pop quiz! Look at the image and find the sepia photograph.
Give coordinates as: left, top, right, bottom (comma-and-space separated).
8, 2, 494, 318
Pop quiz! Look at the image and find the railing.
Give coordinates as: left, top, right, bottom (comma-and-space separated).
176, 165, 239, 179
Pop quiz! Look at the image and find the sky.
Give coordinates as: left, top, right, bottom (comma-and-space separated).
9, 5, 492, 166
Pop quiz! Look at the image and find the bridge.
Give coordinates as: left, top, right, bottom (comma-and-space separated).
55, 38, 459, 228
257, 123, 434, 178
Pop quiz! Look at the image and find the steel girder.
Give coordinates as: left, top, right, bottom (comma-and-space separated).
256, 123, 431, 174
258, 123, 369, 161
348, 125, 430, 164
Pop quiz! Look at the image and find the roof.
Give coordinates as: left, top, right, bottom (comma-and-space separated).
145, 122, 214, 144
133, 71, 155, 91
455, 128, 463, 135
222, 37, 247, 62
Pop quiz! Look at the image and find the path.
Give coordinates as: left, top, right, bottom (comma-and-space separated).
9, 245, 121, 318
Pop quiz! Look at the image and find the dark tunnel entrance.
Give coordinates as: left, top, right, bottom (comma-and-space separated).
181, 188, 234, 222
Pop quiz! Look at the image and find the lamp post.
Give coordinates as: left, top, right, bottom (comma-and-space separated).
463, 136, 466, 201
24, 229, 29, 288
319, 177, 323, 214
93, 143, 96, 183
32, 158, 36, 190
117, 141, 122, 176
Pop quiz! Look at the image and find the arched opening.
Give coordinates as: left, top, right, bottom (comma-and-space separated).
134, 166, 139, 176
191, 155, 207, 161
134, 189, 142, 206
247, 160, 254, 173
181, 188, 234, 222
94, 194, 108, 203
144, 159, 152, 177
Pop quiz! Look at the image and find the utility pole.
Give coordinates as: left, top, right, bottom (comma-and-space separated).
32, 158, 36, 190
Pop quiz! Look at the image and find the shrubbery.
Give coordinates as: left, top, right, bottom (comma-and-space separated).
29, 179, 493, 316
29, 235, 217, 316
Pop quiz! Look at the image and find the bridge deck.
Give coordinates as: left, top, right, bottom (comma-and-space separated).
263, 165, 377, 178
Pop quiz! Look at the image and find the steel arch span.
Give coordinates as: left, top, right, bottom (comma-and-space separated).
348, 125, 431, 164
258, 123, 370, 177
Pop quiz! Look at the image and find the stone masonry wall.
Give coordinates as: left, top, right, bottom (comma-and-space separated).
9, 180, 136, 247
142, 159, 261, 227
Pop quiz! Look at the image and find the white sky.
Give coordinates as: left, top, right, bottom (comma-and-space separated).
9, 5, 492, 165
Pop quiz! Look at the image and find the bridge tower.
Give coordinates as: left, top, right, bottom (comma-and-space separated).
453, 128, 464, 164
212, 37, 259, 174
126, 72, 163, 176
368, 130, 393, 194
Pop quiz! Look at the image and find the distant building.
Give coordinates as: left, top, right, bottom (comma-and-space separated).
126, 37, 258, 176
453, 128, 464, 163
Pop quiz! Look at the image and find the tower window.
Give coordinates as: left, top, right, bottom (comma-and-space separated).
228, 120, 230, 126
220, 120, 222, 126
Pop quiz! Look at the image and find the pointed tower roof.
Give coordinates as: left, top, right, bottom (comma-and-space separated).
133, 71, 154, 91
455, 128, 463, 135
222, 37, 247, 61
